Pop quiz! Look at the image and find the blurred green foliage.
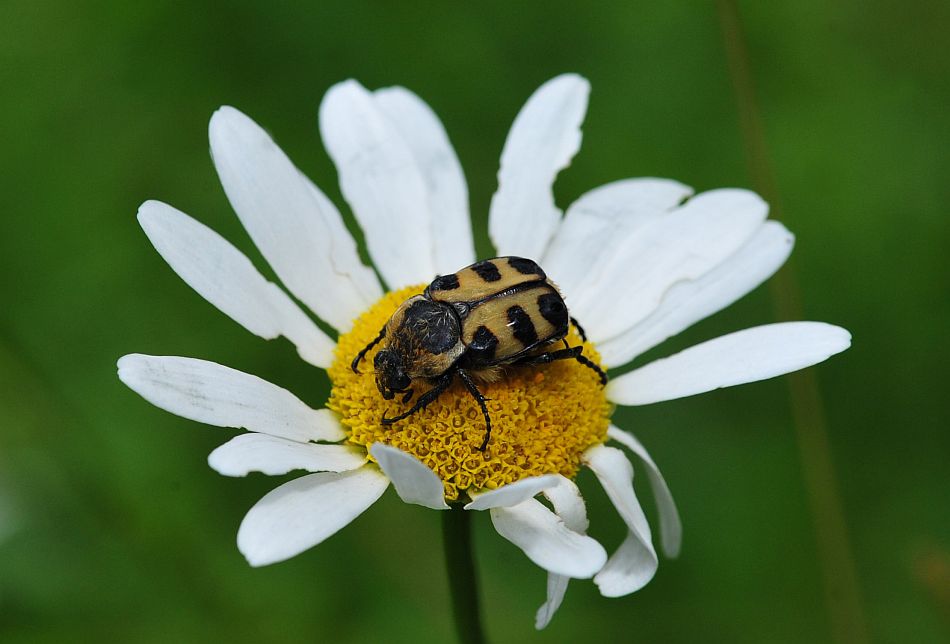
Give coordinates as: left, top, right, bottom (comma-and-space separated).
1, 1, 948, 642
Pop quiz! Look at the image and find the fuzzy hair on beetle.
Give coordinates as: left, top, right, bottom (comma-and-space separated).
351, 256, 607, 451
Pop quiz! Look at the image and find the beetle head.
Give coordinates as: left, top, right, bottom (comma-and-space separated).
374, 349, 411, 400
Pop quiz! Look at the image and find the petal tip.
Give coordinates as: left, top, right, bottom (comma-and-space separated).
833, 324, 853, 347
321, 78, 369, 107
136, 199, 163, 219
368, 442, 402, 460
209, 105, 242, 129
207, 445, 243, 478
116, 353, 145, 384
237, 541, 274, 568
549, 72, 590, 92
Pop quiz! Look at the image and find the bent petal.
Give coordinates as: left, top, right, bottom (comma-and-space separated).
118, 354, 344, 443
370, 443, 448, 510
573, 189, 769, 344
373, 86, 475, 273
583, 445, 653, 540
607, 322, 852, 405
464, 475, 560, 510
137, 201, 335, 368
598, 221, 794, 368
490, 498, 607, 579
583, 445, 658, 595
536, 573, 570, 631
608, 426, 681, 558
489, 74, 589, 260
534, 476, 590, 630
319, 80, 437, 289
237, 467, 389, 566
541, 475, 589, 533
209, 106, 381, 331
209, 434, 366, 477
543, 178, 693, 304
594, 531, 661, 597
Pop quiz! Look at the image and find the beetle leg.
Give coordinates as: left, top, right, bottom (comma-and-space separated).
515, 345, 581, 366
401, 389, 415, 404
574, 352, 608, 385
381, 371, 453, 425
570, 316, 588, 342
457, 368, 492, 452
351, 324, 387, 373
516, 345, 608, 385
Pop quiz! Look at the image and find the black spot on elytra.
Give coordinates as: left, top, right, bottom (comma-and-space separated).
507, 256, 545, 278
404, 299, 460, 354
537, 292, 568, 331
471, 260, 502, 282
507, 305, 538, 346
468, 325, 499, 360
430, 273, 460, 291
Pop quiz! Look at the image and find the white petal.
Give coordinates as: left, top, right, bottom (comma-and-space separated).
373, 86, 475, 273
571, 189, 769, 343
535, 573, 570, 630
607, 426, 681, 558
598, 221, 794, 367
137, 201, 335, 368
594, 531, 660, 597
583, 446, 653, 545
209, 107, 382, 332
489, 74, 589, 259
583, 445, 658, 595
209, 433, 366, 477
540, 475, 588, 533
117, 354, 344, 443
543, 178, 693, 302
464, 474, 560, 510
319, 80, 436, 289
237, 467, 389, 566
607, 322, 852, 405
490, 498, 607, 578
370, 443, 448, 510
534, 475, 589, 630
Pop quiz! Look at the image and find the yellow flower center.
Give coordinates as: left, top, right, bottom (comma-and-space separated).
327, 285, 611, 501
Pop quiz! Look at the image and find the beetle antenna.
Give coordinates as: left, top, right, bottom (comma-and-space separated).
570, 316, 588, 342
351, 324, 387, 373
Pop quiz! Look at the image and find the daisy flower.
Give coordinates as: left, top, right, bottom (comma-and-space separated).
118, 74, 850, 631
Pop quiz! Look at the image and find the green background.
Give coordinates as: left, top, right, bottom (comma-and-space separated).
1, 1, 948, 642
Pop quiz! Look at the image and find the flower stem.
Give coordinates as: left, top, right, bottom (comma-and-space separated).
441, 505, 487, 644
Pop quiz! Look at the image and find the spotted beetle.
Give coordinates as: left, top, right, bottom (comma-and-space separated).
351, 256, 607, 451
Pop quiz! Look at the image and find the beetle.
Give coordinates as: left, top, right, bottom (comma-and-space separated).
351, 256, 607, 451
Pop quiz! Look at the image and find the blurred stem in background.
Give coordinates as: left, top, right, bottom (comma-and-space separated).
442, 505, 487, 644
716, 2, 870, 643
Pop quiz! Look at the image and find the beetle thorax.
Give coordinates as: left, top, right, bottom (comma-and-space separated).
383, 296, 464, 381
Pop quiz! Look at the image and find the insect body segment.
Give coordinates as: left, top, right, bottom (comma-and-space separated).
352, 256, 606, 451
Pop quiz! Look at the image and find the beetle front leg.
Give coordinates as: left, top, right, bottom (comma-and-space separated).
381, 371, 453, 425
